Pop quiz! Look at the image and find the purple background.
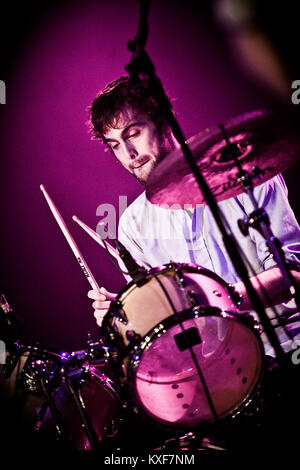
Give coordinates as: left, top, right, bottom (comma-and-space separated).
1, 0, 299, 353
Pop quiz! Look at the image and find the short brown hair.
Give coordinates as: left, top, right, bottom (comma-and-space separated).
89, 75, 174, 141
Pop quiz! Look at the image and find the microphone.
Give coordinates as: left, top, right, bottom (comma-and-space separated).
113, 239, 147, 284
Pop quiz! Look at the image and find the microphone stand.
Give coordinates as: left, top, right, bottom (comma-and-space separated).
125, 0, 286, 364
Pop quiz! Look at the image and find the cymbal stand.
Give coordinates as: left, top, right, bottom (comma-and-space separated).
218, 123, 300, 314
61, 360, 101, 451
32, 360, 70, 443
126, 0, 286, 363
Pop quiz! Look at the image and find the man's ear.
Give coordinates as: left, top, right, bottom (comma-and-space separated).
165, 128, 179, 151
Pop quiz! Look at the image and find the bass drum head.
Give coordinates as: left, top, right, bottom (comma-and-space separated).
128, 313, 263, 429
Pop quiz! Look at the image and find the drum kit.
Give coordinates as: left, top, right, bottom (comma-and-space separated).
1, 106, 300, 452
1, 0, 300, 455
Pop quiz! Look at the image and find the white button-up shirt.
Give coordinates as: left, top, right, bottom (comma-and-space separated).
118, 175, 300, 355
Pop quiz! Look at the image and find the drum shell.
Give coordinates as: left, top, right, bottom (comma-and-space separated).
105, 263, 263, 430
39, 354, 120, 451
110, 264, 240, 351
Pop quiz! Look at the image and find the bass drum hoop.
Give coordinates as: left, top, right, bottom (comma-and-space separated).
125, 309, 264, 430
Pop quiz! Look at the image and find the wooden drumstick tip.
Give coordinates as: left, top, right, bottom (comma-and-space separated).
40, 184, 45, 191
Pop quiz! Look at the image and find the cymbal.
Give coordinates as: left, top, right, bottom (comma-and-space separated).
146, 109, 300, 207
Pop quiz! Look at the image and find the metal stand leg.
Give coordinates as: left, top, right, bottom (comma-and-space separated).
34, 364, 71, 443
63, 374, 101, 451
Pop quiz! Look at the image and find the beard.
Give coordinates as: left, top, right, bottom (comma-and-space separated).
134, 137, 172, 186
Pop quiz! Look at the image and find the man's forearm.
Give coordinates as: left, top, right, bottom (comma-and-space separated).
234, 266, 300, 311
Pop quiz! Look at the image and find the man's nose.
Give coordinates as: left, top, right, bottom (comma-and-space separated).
122, 141, 138, 160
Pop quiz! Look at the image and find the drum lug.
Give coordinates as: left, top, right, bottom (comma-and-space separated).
111, 300, 128, 324
126, 330, 141, 344
228, 284, 243, 306
174, 265, 186, 288
186, 289, 199, 308
80, 363, 91, 382
243, 312, 262, 333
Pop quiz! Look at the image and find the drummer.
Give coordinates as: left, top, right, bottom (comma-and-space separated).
88, 75, 300, 355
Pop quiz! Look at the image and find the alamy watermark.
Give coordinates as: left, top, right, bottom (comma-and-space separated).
95, 196, 201, 249
291, 80, 300, 105
0, 80, 6, 104
0, 340, 6, 364
291, 338, 300, 365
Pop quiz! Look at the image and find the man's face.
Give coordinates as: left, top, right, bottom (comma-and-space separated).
103, 107, 172, 185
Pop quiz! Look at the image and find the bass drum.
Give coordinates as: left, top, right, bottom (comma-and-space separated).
104, 263, 264, 430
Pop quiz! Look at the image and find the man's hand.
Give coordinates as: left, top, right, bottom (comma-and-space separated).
88, 287, 117, 326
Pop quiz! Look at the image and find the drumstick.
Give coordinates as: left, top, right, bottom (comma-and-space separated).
72, 215, 122, 263
40, 184, 100, 291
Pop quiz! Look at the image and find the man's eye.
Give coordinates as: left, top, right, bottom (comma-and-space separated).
112, 143, 120, 150
128, 130, 140, 139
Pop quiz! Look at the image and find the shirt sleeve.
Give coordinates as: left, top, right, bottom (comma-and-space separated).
238, 175, 300, 271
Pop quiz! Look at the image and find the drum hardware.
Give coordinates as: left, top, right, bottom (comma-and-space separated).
34, 344, 121, 451
237, 208, 270, 237
103, 263, 263, 430
86, 340, 112, 366
186, 290, 199, 308
153, 432, 227, 451
84, 335, 110, 362
1, 341, 68, 441
212, 290, 221, 297
104, 323, 143, 369
114, 238, 148, 285
173, 264, 186, 289
23, 358, 56, 395
60, 366, 101, 451
227, 284, 243, 307
190, 305, 221, 317
21, 346, 67, 395
110, 300, 128, 325
32, 359, 71, 442
219, 122, 300, 357
126, 330, 141, 343
217, 120, 300, 314
241, 312, 262, 334
0, 335, 121, 450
